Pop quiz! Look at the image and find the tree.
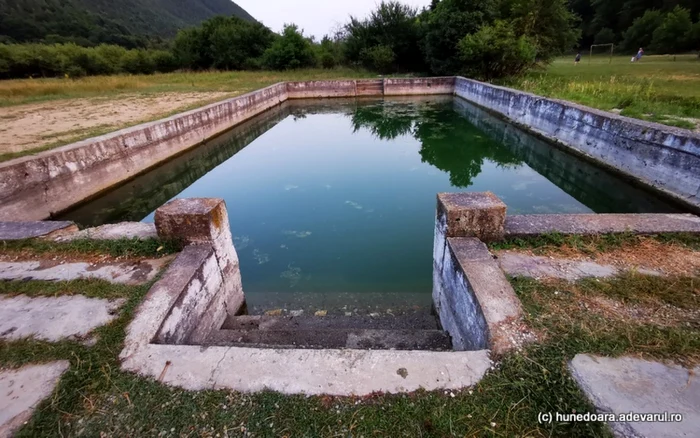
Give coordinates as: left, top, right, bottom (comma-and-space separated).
422, 0, 499, 75
503, 0, 580, 60
262, 25, 317, 70
593, 27, 616, 44
344, 1, 424, 72
651, 6, 693, 53
172, 16, 274, 70
457, 20, 537, 79
689, 16, 700, 50
359, 45, 396, 73
620, 10, 663, 51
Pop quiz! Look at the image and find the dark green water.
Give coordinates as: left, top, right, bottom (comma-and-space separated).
59, 96, 679, 313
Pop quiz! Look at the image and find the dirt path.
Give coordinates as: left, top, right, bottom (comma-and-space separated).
0, 92, 235, 156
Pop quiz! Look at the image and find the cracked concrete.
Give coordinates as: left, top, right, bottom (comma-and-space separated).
497, 252, 662, 281
57, 222, 157, 241
0, 361, 69, 438
0, 257, 170, 285
0, 295, 125, 342
570, 354, 700, 438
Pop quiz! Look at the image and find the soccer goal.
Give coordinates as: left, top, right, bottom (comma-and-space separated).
589, 43, 614, 64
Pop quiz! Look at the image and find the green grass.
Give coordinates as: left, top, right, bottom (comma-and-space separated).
0, 237, 182, 259
4, 272, 698, 437
505, 54, 700, 129
490, 232, 700, 254
0, 278, 140, 299
0, 68, 379, 107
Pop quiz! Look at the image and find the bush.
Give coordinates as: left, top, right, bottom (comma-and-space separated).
320, 51, 336, 69
359, 45, 396, 73
457, 20, 537, 80
262, 25, 317, 70
121, 49, 156, 75
0, 43, 176, 78
151, 50, 179, 73
95, 44, 128, 73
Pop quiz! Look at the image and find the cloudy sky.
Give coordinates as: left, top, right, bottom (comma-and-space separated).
235, 0, 431, 39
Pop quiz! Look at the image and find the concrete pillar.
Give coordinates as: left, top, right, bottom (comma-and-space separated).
436, 192, 507, 242
154, 198, 245, 340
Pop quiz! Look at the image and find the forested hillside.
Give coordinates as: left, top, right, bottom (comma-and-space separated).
0, 0, 255, 47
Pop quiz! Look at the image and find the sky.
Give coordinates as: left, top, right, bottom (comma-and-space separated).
234, 0, 431, 39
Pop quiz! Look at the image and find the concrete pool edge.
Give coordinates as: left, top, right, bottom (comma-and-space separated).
119, 197, 493, 396
1, 76, 699, 221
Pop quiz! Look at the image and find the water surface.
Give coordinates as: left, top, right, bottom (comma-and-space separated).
60, 97, 679, 312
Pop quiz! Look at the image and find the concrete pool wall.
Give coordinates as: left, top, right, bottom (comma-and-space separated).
1, 76, 698, 221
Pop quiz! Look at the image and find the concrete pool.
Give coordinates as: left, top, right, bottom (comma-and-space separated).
56, 96, 681, 313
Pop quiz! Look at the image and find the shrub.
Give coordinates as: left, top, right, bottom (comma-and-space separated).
457, 20, 537, 80
151, 50, 178, 73
262, 25, 317, 70
121, 49, 156, 75
359, 45, 396, 73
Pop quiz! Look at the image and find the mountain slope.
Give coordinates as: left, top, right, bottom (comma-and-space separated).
0, 0, 256, 46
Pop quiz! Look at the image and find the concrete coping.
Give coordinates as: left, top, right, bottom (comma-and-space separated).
505, 213, 700, 237
0, 221, 78, 240
446, 237, 525, 354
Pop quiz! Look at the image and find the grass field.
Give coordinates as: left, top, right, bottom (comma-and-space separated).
0, 56, 697, 162
505, 54, 700, 129
0, 68, 378, 107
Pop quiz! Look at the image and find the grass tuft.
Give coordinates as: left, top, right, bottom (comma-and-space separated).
0, 237, 182, 259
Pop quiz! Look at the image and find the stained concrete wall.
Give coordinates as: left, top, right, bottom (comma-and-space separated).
432, 210, 489, 350
384, 77, 455, 96
0, 83, 288, 221
3, 76, 699, 221
454, 76, 700, 210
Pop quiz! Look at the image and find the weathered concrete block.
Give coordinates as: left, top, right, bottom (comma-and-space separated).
154, 198, 245, 337
155, 198, 229, 243
437, 192, 507, 242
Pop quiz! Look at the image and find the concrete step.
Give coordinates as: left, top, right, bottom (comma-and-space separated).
204, 328, 452, 351
222, 313, 442, 331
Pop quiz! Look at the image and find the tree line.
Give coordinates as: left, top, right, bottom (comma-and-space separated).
571, 0, 700, 52
1, 0, 699, 81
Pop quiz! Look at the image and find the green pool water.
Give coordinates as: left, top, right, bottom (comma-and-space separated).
59, 96, 680, 313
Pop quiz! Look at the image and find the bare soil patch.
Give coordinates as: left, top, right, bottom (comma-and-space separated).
0, 91, 235, 155
495, 236, 700, 277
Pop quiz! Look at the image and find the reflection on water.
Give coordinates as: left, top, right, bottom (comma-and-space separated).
58, 96, 680, 310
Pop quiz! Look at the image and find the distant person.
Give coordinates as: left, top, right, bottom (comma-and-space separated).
635, 47, 644, 62
574, 52, 581, 65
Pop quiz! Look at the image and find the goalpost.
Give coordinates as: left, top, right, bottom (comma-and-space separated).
589, 43, 614, 65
